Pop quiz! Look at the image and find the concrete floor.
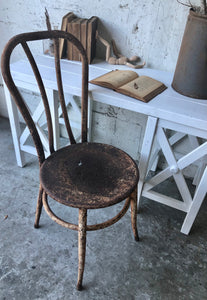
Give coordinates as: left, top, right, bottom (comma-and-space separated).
0, 116, 207, 300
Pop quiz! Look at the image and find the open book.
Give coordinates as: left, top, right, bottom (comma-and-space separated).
89, 70, 167, 102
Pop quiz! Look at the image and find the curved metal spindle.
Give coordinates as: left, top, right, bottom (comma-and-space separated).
80, 49, 88, 143
53, 38, 76, 144
21, 41, 55, 154
1, 40, 45, 166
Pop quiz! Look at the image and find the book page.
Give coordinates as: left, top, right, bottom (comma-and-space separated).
118, 76, 164, 99
90, 70, 138, 89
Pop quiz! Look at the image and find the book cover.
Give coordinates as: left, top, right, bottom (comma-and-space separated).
87, 16, 98, 63
59, 12, 76, 58
71, 18, 82, 61
80, 19, 88, 53
67, 17, 78, 60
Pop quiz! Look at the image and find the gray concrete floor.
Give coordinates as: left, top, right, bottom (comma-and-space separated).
0, 116, 207, 300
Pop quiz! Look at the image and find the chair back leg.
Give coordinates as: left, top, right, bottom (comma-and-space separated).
130, 187, 139, 241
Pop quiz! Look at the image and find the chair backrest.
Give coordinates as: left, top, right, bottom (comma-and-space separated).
1, 30, 88, 166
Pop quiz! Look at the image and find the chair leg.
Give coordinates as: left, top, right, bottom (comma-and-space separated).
130, 187, 139, 241
34, 185, 43, 228
77, 208, 87, 291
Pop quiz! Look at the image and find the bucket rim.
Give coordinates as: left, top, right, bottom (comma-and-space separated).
189, 8, 207, 20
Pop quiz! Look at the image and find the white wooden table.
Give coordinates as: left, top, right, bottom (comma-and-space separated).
3, 55, 207, 235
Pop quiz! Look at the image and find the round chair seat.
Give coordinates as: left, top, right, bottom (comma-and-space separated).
40, 142, 139, 209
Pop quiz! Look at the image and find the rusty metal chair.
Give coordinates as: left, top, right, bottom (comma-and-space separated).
1, 30, 139, 290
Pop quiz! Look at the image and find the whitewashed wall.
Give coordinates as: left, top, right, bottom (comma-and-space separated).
0, 0, 201, 163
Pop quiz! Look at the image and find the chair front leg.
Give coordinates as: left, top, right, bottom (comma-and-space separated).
130, 187, 139, 241
34, 185, 44, 228
77, 208, 87, 291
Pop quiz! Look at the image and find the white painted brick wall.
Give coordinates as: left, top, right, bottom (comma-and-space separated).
0, 0, 203, 165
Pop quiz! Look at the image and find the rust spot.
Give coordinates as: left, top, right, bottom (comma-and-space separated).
119, 4, 129, 9
132, 23, 139, 34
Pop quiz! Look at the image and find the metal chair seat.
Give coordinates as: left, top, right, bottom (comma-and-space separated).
40, 142, 139, 209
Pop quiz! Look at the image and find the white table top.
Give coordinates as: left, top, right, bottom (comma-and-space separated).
10, 54, 207, 133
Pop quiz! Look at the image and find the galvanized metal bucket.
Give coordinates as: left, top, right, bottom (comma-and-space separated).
172, 9, 207, 99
